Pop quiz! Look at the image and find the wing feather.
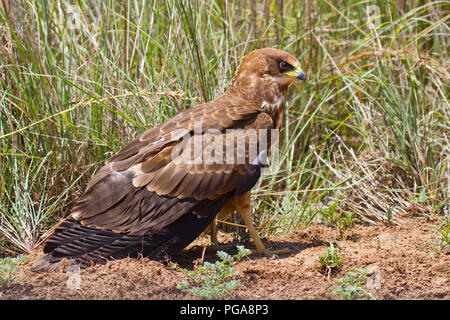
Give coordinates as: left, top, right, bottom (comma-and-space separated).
69, 95, 274, 236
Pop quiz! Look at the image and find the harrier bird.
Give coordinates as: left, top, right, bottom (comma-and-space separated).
35, 48, 305, 270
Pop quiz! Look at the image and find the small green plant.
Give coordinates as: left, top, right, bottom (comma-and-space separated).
410, 187, 428, 203
174, 246, 251, 299
332, 267, 374, 300
0, 255, 26, 287
338, 211, 357, 234
316, 243, 343, 276
428, 218, 450, 259
386, 206, 394, 224
319, 201, 356, 237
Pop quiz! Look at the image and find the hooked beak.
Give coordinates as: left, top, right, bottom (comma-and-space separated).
283, 66, 306, 81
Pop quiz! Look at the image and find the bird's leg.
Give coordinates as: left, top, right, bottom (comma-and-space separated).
207, 203, 235, 251
207, 216, 234, 251
209, 216, 219, 246
232, 192, 290, 257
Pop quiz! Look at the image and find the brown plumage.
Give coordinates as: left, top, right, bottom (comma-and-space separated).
34, 48, 305, 271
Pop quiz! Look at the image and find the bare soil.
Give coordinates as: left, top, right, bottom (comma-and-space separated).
1, 216, 448, 300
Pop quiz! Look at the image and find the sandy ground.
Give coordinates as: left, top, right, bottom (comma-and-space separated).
1, 216, 448, 300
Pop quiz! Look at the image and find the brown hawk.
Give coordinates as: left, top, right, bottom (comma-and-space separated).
34, 48, 305, 270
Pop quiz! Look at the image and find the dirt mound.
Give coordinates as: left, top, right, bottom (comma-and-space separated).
1, 216, 448, 300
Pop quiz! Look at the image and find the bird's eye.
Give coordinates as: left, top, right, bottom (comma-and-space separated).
279, 61, 291, 72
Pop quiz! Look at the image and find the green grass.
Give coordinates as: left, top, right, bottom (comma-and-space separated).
316, 242, 344, 274
429, 217, 450, 259
0, 0, 448, 255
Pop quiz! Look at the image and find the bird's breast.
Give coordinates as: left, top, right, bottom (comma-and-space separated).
261, 96, 284, 113
260, 95, 286, 129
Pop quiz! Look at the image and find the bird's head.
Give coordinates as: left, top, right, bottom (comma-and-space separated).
230, 48, 305, 104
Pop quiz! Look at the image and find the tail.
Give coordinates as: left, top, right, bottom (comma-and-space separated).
33, 195, 230, 271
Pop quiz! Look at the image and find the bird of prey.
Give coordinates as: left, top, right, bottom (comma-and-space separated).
34, 48, 305, 270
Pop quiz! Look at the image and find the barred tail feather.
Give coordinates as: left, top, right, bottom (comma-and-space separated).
33, 194, 230, 271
